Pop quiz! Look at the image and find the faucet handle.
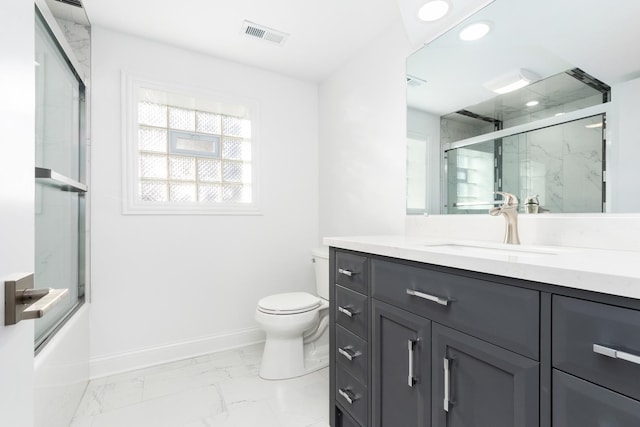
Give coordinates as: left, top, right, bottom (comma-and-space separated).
495, 191, 519, 207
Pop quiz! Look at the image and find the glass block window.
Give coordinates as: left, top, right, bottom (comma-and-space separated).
134, 96, 253, 208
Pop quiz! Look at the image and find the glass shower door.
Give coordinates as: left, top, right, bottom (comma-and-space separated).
34, 10, 86, 350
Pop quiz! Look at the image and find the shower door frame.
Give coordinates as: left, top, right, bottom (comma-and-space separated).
34, 1, 89, 353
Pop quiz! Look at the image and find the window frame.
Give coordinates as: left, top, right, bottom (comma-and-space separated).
121, 72, 261, 215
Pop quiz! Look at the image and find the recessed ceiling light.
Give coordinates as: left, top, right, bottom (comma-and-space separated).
526, 100, 539, 107
459, 22, 491, 41
585, 122, 603, 129
418, 0, 450, 22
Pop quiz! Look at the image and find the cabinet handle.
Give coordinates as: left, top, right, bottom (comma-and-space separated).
408, 339, 418, 387
593, 344, 640, 366
338, 388, 357, 405
406, 288, 450, 306
338, 346, 359, 361
338, 268, 356, 277
444, 357, 451, 412
338, 306, 357, 317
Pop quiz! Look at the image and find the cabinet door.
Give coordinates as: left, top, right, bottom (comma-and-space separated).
432, 324, 539, 427
553, 369, 640, 426
372, 300, 431, 427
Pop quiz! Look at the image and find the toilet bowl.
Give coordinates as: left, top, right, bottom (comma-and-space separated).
255, 247, 329, 380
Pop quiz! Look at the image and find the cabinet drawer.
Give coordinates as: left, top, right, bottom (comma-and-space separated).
336, 285, 368, 340
553, 369, 640, 426
372, 259, 539, 359
553, 295, 640, 401
336, 364, 368, 427
336, 251, 369, 294
335, 325, 368, 385
335, 404, 361, 427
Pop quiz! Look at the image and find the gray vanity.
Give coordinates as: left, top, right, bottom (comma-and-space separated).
327, 243, 640, 427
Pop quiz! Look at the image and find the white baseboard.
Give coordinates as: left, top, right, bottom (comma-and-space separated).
89, 327, 265, 379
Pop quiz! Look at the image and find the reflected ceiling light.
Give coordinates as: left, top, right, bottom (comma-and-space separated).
459, 22, 491, 41
483, 69, 540, 94
555, 112, 565, 116
585, 122, 603, 129
526, 100, 539, 107
418, 0, 450, 22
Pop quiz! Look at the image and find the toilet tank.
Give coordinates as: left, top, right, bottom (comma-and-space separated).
312, 247, 329, 300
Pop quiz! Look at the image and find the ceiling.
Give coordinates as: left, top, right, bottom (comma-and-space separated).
78, 0, 498, 83
81, 0, 404, 82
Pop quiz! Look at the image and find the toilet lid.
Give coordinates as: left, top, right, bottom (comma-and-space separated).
257, 292, 321, 314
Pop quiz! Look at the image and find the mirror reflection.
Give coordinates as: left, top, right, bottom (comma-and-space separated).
406, 0, 640, 214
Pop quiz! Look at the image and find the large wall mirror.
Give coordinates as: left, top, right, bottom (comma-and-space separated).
406, 0, 640, 215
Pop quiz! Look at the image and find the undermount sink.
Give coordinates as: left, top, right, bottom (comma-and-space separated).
421, 242, 561, 258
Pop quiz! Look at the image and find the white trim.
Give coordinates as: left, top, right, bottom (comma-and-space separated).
89, 326, 265, 379
443, 103, 610, 151
121, 71, 262, 215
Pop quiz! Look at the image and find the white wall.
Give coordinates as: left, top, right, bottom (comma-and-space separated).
318, 19, 412, 238
0, 1, 35, 425
90, 26, 319, 376
611, 77, 640, 213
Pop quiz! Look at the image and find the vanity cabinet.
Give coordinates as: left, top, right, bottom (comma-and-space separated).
329, 248, 640, 427
372, 300, 431, 426
431, 324, 539, 427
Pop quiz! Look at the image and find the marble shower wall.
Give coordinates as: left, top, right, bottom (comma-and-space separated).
444, 115, 603, 214
503, 116, 603, 213
55, 18, 90, 82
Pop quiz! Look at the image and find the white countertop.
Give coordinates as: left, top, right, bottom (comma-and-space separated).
323, 235, 640, 300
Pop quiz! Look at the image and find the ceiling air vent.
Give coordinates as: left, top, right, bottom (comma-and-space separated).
407, 75, 427, 88
54, 0, 84, 8
242, 20, 289, 46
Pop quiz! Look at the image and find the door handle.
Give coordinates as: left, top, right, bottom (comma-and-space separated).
408, 339, 418, 387
444, 357, 452, 412
338, 388, 358, 405
338, 346, 360, 361
338, 306, 357, 318
406, 288, 451, 306
5, 273, 69, 325
338, 268, 356, 277
593, 344, 640, 366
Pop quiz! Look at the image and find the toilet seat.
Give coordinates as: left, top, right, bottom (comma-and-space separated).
257, 292, 321, 315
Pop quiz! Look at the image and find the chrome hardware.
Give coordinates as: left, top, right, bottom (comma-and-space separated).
338, 346, 359, 361
408, 339, 418, 387
338, 268, 355, 277
593, 344, 640, 366
5, 273, 69, 325
35, 167, 87, 193
444, 357, 451, 412
406, 288, 450, 306
338, 306, 356, 317
489, 191, 520, 244
338, 388, 357, 405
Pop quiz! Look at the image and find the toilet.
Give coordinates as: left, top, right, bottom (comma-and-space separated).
255, 247, 330, 380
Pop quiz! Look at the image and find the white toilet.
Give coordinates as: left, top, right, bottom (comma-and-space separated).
255, 247, 330, 380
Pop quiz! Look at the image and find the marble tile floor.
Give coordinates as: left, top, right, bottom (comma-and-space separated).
71, 343, 329, 427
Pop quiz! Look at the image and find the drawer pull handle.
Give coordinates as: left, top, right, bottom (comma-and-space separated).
408, 339, 418, 387
444, 357, 452, 412
338, 346, 360, 361
338, 306, 357, 317
338, 268, 356, 277
406, 289, 450, 306
338, 388, 357, 405
593, 344, 640, 366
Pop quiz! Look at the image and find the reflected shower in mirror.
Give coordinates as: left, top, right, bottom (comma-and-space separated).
406, 0, 640, 214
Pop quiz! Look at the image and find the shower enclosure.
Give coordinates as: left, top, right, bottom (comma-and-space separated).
34, 6, 88, 351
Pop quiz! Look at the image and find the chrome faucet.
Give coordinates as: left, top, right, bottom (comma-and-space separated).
489, 192, 520, 244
